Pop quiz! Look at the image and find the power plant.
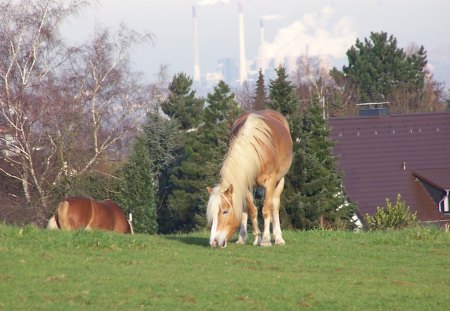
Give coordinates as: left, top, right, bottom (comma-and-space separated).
192, 6, 201, 82
191, 2, 343, 89
237, 0, 248, 84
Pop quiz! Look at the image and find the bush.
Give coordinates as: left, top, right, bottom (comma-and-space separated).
365, 194, 417, 231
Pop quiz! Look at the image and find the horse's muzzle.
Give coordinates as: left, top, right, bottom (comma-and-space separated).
210, 238, 227, 248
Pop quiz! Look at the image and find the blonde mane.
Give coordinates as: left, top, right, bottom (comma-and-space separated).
218, 113, 273, 221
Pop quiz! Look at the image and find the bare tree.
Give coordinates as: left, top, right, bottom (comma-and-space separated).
0, 0, 88, 217
59, 24, 153, 175
234, 80, 254, 111
0, 0, 153, 223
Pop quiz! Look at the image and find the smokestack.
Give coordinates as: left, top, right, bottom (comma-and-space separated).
259, 18, 266, 73
192, 6, 201, 82
238, 1, 248, 84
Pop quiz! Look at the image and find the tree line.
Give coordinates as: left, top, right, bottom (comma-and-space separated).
1, 0, 448, 232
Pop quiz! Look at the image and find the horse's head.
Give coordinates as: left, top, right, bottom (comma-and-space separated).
206, 184, 239, 248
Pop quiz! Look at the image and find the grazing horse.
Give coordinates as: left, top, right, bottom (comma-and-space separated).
47, 197, 133, 234
206, 110, 292, 247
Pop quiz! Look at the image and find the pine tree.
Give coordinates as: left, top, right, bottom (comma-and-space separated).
160, 73, 204, 130
288, 95, 355, 229
343, 32, 427, 106
117, 136, 157, 234
154, 73, 206, 232
269, 65, 298, 118
164, 81, 240, 232
253, 69, 269, 111
141, 110, 179, 233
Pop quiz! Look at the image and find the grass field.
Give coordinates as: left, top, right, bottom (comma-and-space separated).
0, 224, 449, 310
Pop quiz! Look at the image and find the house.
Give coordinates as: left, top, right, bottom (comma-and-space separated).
328, 110, 450, 226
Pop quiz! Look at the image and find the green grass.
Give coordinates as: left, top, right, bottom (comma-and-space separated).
0, 225, 449, 310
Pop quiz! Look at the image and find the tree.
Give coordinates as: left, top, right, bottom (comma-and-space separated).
269, 65, 298, 118
116, 136, 157, 234
141, 109, 179, 233
164, 81, 240, 232
286, 96, 355, 229
0, 0, 153, 224
294, 55, 338, 117
235, 81, 254, 112
0, 0, 88, 219
253, 69, 269, 111
341, 32, 437, 112
155, 74, 204, 232
160, 73, 203, 130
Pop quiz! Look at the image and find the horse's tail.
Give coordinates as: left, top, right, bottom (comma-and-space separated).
127, 213, 134, 234
47, 215, 59, 230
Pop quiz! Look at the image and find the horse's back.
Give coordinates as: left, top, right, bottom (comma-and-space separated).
233, 110, 292, 179
95, 199, 131, 233
56, 197, 93, 231
53, 197, 130, 234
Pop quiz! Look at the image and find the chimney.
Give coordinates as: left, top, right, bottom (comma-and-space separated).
192, 6, 201, 82
238, 1, 248, 84
357, 102, 390, 116
258, 18, 266, 73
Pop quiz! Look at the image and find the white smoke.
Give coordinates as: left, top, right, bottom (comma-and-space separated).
264, 6, 356, 65
196, 0, 231, 6
261, 14, 284, 21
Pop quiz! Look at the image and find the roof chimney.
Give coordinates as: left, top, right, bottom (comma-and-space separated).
357, 102, 389, 117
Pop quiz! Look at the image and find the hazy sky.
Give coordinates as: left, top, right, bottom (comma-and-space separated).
62, 0, 450, 86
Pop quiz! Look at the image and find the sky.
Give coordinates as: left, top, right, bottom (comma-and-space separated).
62, 0, 450, 87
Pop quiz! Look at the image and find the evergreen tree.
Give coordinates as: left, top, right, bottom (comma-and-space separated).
164, 81, 239, 232
287, 95, 355, 229
267, 66, 301, 227
160, 73, 204, 130
343, 32, 427, 105
117, 136, 157, 234
253, 69, 269, 110
269, 65, 298, 118
141, 110, 179, 233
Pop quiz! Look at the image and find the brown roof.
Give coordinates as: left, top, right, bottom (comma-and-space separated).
413, 168, 450, 190
328, 111, 450, 223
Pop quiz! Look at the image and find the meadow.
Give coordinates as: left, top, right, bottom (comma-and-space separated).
0, 224, 449, 310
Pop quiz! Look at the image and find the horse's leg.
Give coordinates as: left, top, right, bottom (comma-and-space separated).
272, 177, 285, 245
246, 191, 260, 246
236, 205, 248, 244
260, 180, 275, 247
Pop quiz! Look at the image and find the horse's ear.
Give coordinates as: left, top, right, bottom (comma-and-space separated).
206, 187, 212, 194
226, 184, 233, 195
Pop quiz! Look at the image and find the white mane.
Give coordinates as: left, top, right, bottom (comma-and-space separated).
206, 186, 222, 225
215, 113, 273, 221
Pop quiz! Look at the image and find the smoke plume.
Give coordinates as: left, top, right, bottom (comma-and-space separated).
264, 6, 356, 65
196, 0, 230, 6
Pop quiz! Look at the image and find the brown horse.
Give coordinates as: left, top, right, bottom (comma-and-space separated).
206, 110, 292, 247
47, 197, 133, 234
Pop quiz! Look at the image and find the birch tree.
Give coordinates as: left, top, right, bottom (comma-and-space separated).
0, 0, 153, 222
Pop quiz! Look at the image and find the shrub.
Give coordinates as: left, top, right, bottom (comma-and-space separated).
365, 194, 417, 231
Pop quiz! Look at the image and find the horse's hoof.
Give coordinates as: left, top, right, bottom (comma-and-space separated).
275, 238, 285, 245
236, 239, 245, 245
259, 240, 272, 247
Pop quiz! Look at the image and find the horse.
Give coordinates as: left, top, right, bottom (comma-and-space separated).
47, 197, 133, 234
206, 109, 292, 247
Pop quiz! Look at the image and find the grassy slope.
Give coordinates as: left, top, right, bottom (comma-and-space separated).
0, 225, 449, 310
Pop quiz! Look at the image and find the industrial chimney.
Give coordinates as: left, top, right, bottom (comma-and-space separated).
192, 6, 201, 82
238, 1, 248, 84
258, 18, 266, 74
